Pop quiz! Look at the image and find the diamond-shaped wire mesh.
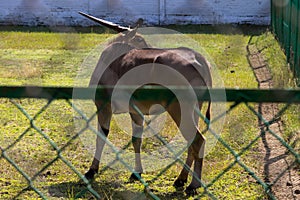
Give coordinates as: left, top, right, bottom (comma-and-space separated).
0, 86, 299, 199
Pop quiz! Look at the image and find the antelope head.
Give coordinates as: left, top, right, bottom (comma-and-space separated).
79, 12, 148, 48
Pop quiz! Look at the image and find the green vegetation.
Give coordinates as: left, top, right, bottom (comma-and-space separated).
0, 27, 112, 86
0, 25, 295, 200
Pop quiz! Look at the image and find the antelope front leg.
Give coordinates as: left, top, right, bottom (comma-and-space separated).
85, 127, 109, 180
85, 104, 112, 180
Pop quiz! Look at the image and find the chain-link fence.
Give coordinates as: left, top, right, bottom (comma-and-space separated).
0, 86, 299, 199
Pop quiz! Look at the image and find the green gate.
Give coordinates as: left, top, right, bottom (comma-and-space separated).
271, 0, 300, 85
0, 86, 299, 199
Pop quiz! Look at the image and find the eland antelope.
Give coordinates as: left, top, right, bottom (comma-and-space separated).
79, 12, 212, 194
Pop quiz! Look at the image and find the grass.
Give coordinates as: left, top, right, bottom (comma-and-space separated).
0, 25, 295, 199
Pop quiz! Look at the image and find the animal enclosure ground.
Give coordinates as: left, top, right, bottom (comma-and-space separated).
0, 25, 298, 199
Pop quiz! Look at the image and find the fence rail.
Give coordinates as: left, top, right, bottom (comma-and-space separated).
0, 86, 300, 102
0, 86, 299, 199
271, 0, 300, 85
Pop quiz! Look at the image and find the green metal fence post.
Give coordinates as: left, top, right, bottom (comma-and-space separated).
271, 0, 300, 85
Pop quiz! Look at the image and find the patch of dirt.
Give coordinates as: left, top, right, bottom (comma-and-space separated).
247, 39, 300, 200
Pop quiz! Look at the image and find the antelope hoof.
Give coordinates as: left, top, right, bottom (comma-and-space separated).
185, 185, 198, 196
129, 172, 142, 182
173, 179, 187, 188
85, 169, 97, 180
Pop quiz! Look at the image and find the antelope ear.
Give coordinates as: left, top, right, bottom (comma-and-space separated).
134, 18, 143, 28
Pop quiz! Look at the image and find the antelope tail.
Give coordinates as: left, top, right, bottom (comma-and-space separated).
205, 101, 211, 125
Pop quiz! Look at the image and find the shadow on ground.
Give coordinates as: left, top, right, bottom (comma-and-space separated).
47, 180, 188, 200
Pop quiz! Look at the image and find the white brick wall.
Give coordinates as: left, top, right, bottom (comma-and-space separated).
0, 0, 270, 26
